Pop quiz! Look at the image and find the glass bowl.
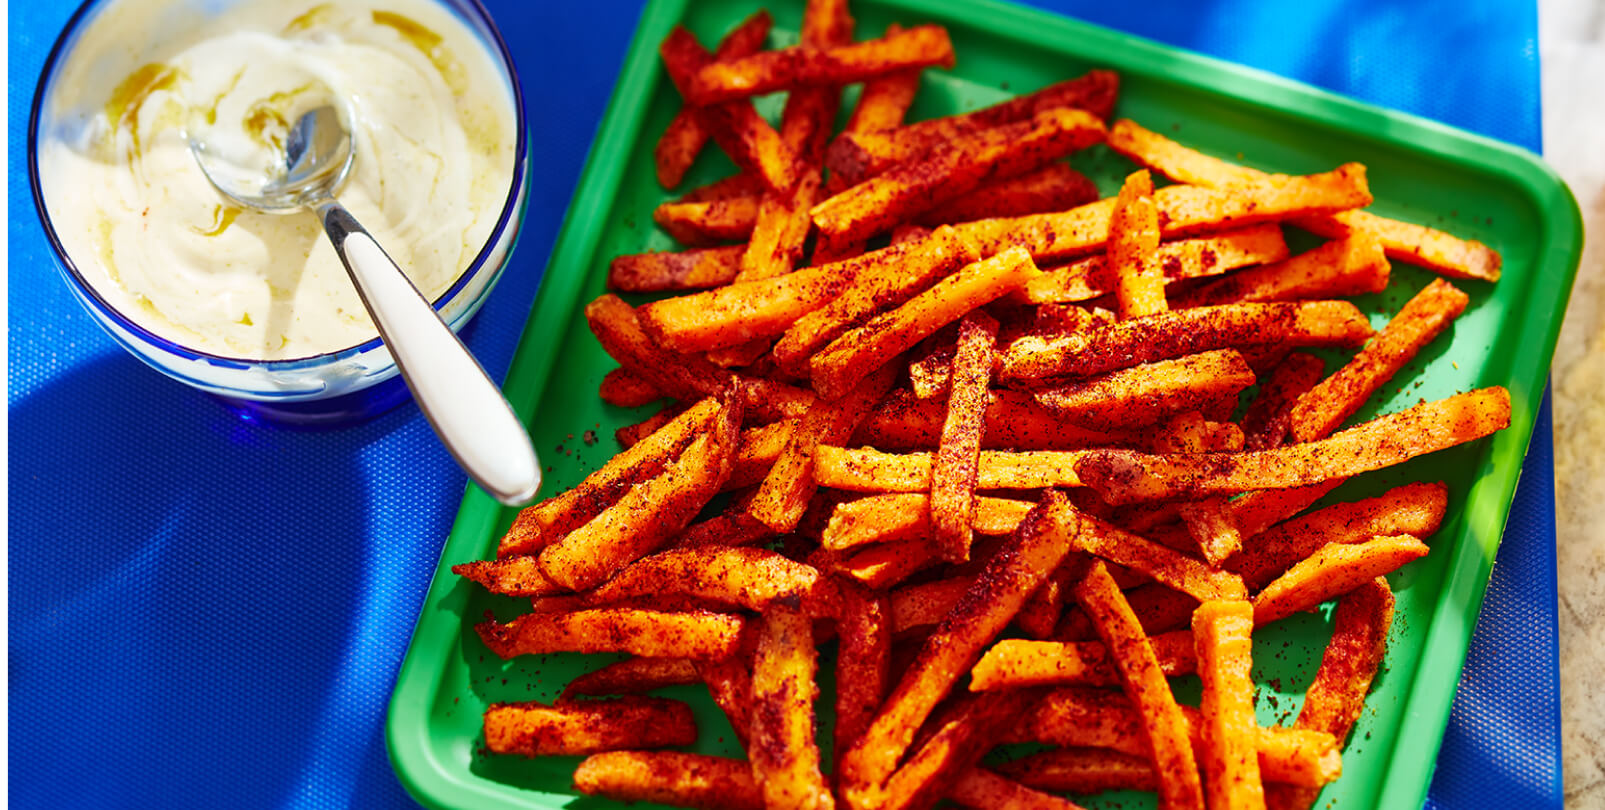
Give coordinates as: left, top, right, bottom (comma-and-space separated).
27, 0, 529, 426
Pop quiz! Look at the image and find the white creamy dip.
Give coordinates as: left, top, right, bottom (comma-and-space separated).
39, 0, 517, 360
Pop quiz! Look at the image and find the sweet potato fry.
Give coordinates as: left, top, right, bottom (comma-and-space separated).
538, 394, 740, 590
1107, 118, 1499, 281
686, 24, 956, 105
954, 165, 1372, 265
820, 537, 941, 590
1017, 226, 1290, 305
452, 555, 567, 597
995, 747, 1159, 795
749, 364, 895, 532
1075, 560, 1206, 810
617, 405, 686, 448
813, 446, 1089, 492
930, 311, 999, 562
1287, 278, 1470, 442
560, 657, 701, 701
498, 396, 720, 558
1171, 233, 1390, 309
678, 172, 764, 203
1074, 388, 1509, 505
838, 491, 1081, 803
726, 418, 795, 489
835, 582, 893, 764
477, 609, 746, 660
573, 751, 765, 810
1000, 301, 1373, 382
841, 25, 922, 136
1110, 170, 1167, 319
583, 546, 835, 615
749, 605, 833, 810
598, 367, 668, 407
1193, 601, 1266, 810
659, 26, 797, 195
640, 237, 955, 353
827, 70, 1120, 184
890, 576, 974, 634
811, 247, 1042, 399
1074, 514, 1248, 601
968, 629, 1199, 690
773, 0, 857, 171
949, 767, 1090, 810
1240, 353, 1326, 450
823, 493, 1032, 551
609, 245, 745, 292
654, 12, 774, 189
1252, 535, 1427, 625
917, 164, 1101, 227
854, 388, 1140, 451
772, 226, 979, 375
589, 294, 816, 421
654, 197, 761, 245
738, 171, 822, 283
673, 504, 775, 549
811, 108, 1107, 246
879, 689, 1043, 810
484, 697, 697, 757
1032, 349, 1257, 430
1265, 578, 1393, 810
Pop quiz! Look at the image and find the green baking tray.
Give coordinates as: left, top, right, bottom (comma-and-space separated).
386, 0, 1583, 807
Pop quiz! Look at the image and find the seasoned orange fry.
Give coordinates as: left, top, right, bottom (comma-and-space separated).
726, 418, 796, 490
1075, 560, 1206, 810
838, 492, 1081, 804
609, 245, 745, 292
749, 364, 895, 532
813, 446, 1088, 492
1171, 232, 1389, 309
573, 751, 765, 810
889, 576, 974, 634
1265, 579, 1393, 810
1001, 301, 1373, 382
452, 555, 567, 597
1252, 535, 1427, 625
687, 24, 956, 105
1032, 349, 1257, 430
696, 652, 755, 749
954, 165, 1372, 265
841, 23, 922, 135
738, 171, 820, 283
599, 367, 668, 407
588, 294, 816, 422
949, 767, 1090, 810
879, 689, 1043, 809
1107, 118, 1499, 281
772, 226, 979, 375
639, 236, 960, 352
811, 108, 1107, 246
1075, 514, 1248, 602
918, 164, 1101, 227
476, 609, 746, 660
1287, 278, 1470, 442
659, 26, 797, 195
996, 747, 1159, 795
484, 697, 697, 757
538, 395, 740, 590
854, 388, 1141, 451
1111, 170, 1167, 319
930, 311, 998, 562
582, 547, 835, 615
1193, 601, 1266, 810
774, 0, 857, 170
749, 605, 833, 810
654, 197, 761, 245
498, 397, 720, 558
617, 405, 687, 448
1075, 388, 1509, 504
654, 12, 774, 189
1240, 353, 1326, 450
1016, 226, 1290, 305
823, 493, 1032, 551
835, 582, 892, 765
560, 657, 701, 701
811, 247, 1041, 399
968, 630, 1199, 690
827, 70, 1120, 184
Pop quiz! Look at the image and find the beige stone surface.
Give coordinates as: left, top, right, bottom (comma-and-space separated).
1541, 0, 1605, 805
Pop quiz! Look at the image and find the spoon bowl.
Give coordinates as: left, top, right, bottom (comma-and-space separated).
189, 105, 541, 506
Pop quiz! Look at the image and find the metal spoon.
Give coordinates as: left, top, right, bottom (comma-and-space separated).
190, 105, 540, 506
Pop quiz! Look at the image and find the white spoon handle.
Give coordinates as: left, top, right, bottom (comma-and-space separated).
317, 200, 540, 505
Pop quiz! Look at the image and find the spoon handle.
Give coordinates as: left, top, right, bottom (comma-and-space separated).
316, 199, 541, 506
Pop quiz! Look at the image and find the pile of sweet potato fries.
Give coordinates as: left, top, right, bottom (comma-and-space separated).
453, 2, 1510, 808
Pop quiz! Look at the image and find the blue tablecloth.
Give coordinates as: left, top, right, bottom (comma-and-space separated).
7, 1, 1561, 807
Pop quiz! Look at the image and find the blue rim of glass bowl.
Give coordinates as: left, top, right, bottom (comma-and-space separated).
27, 0, 530, 377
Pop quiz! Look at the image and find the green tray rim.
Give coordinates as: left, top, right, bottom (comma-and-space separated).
386, 1, 1585, 808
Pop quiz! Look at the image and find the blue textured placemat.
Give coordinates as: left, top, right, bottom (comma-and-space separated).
7, 0, 1560, 807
